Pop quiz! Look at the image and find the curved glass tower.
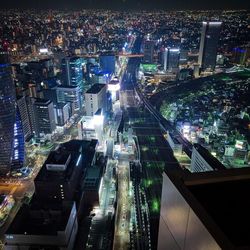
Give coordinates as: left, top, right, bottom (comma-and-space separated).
0, 53, 24, 175
11, 109, 25, 170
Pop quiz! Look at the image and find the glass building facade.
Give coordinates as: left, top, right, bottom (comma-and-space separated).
61, 57, 84, 91
143, 40, 154, 63
11, 109, 25, 170
0, 57, 24, 175
61, 57, 85, 109
163, 48, 180, 72
198, 22, 222, 70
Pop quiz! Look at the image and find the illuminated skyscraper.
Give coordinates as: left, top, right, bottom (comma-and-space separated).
11, 109, 25, 170
34, 99, 56, 136
17, 96, 33, 141
163, 48, 180, 72
61, 57, 84, 91
143, 40, 154, 63
0, 52, 24, 175
198, 22, 222, 70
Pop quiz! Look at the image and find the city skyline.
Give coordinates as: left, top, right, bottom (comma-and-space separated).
0, 8, 249, 250
1, 0, 250, 10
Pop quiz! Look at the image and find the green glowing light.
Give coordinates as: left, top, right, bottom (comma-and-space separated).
140, 63, 157, 72
151, 199, 160, 213
143, 179, 153, 188
220, 76, 232, 81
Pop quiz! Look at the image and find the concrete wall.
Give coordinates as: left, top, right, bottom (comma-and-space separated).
157, 172, 221, 250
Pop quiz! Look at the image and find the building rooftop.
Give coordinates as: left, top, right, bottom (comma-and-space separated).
34, 98, 52, 105
165, 166, 250, 249
61, 139, 98, 155
189, 178, 250, 248
168, 132, 182, 145
85, 166, 101, 179
82, 166, 102, 191
36, 151, 79, 182
86, 84, 106, 94
109, 79, 119, 85
35, 140, 98, 182
6, 198, 74, 236
46, 151, 70, 166
27, 58, 52, 64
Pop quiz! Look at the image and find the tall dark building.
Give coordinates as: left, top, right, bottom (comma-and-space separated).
26, 59, 54, 84
61, 57, 84, 91
11, 109, 25, 170
17, 96, 33, 141
163, 48, 180, 72
34, 99, 56, 136
198, 22, 222, 70
0, 52, 24, 175
143, 40, 155, 63
5, 199, 78, 250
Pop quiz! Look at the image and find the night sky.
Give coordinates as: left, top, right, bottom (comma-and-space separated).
0, 0, 249, 10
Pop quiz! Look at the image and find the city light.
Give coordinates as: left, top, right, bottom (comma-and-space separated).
98, 177, 103, 198
0, 7, 249, 250
39, 48, 48, 54
93, 114, 104, 126
76, 155, 82, 167
169, 48, 180, 52
108, 83, 120, 92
